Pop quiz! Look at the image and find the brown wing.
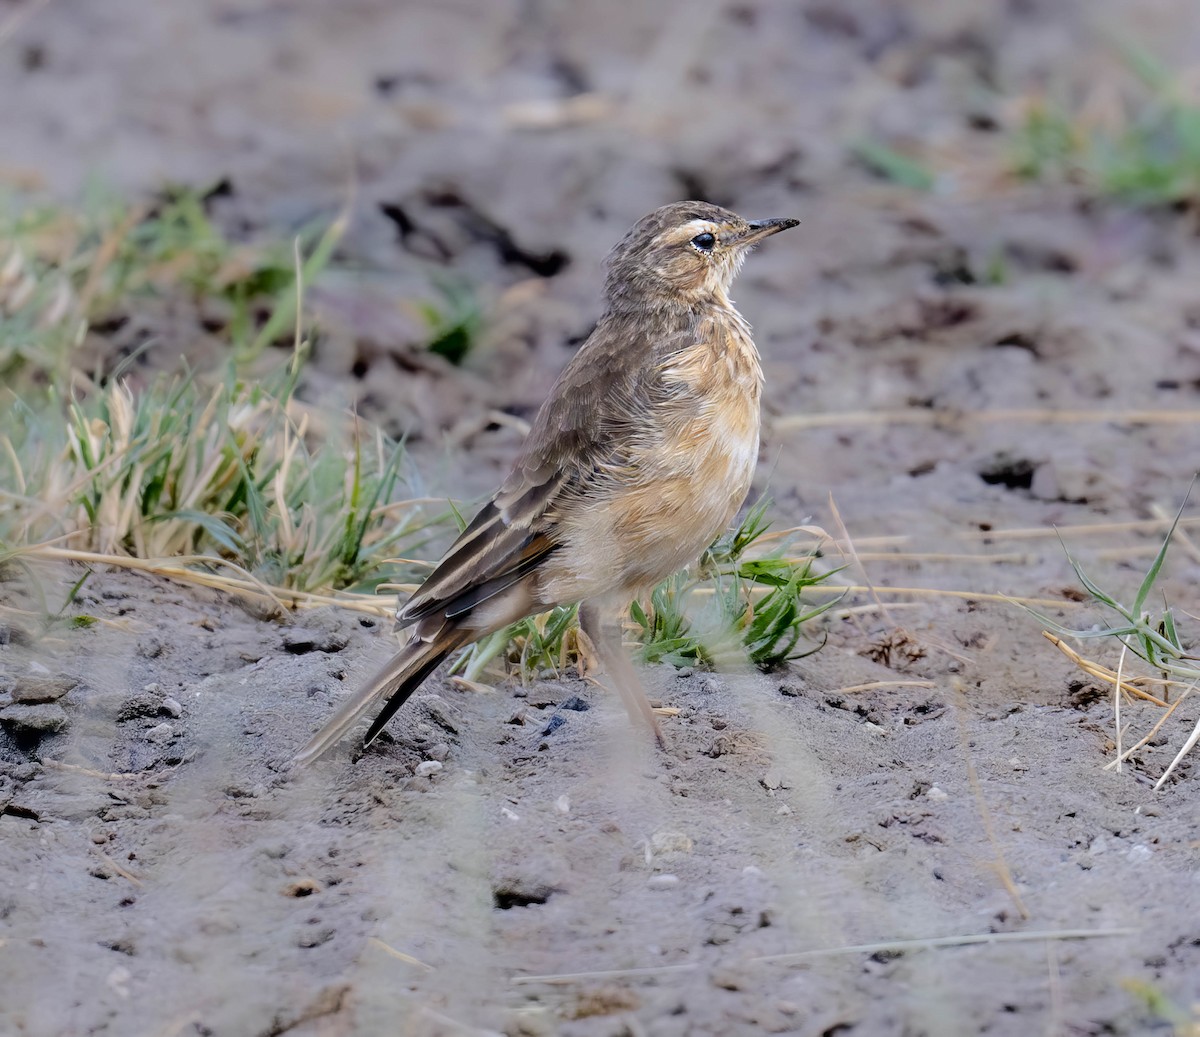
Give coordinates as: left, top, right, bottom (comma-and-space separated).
399, 312, 690, 626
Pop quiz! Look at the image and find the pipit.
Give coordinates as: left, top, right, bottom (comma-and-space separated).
294, 201, 798, 764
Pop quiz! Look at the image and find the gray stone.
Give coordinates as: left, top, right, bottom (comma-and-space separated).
11, 675, 78, 704
0, 703, 69, 733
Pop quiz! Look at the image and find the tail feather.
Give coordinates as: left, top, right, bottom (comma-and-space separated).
291, 623, 469, 767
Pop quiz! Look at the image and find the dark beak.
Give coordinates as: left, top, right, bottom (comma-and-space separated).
739, 217, 800, 246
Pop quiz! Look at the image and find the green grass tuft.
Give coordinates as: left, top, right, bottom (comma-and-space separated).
1, 366, 446, 595
416, 274, 485, 366
852, 140, 936, 192
0, 184, 341, 388
1032, 480, 1198, 683
1012, 50, 1200, 207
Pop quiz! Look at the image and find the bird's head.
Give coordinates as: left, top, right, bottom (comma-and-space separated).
603, 201, 798, 311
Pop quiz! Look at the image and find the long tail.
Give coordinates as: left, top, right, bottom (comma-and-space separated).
291, 622, 471, 767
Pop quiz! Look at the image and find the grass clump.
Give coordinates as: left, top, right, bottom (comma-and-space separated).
0, 185, 447, 602
1034, 480, 1200, 789
1, 362, 443, 596
1012, 47, 1200, 207
0, 184, 342, 387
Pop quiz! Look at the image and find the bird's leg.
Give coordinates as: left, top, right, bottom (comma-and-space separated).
574, 620, 601, 681
578, 601, 664, 748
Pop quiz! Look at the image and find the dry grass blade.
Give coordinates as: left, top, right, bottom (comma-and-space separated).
91, 847, 143, 886
789, 516, 1200, 552
512, 963, 699, 986
751, 927, 1137, 965
835, 680, 936, 694
41, 759, 145, 781
815, 585, 1087, 609
1114, 644, 1128, 774
958, 516, 1200, 543
13, 543, 401, 618
774, 408, 1200, 432
1154, 713, 1200, 790
952, 678, 1030, 920
366, 936, 433, 971
1104, 685, 1195, 772
1043, 633, 1169, 706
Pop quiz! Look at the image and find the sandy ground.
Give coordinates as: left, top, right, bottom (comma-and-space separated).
2, 1, 1200, 1034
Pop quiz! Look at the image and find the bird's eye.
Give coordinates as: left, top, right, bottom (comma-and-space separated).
690, 232, 716, 251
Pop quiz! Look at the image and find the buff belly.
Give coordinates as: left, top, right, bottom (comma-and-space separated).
538, 420, 759, 605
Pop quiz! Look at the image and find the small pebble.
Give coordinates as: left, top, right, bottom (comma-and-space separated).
648, 831, 693, 856
427, 742, 450, 762
144, 723, 173, 744
160, 696, 183, 718
710, 967, 743, 991
926, 786, 949, 801
648, 874, 679, 890
142, 682, 162, 694
1128, 843, 1153, 862
106, 965, 131, 998
506, 1007, 555, 1037
541, 715, 567, 736
761, 769, 792, 791
414, 760, 442, 777
554, 794, 570, 814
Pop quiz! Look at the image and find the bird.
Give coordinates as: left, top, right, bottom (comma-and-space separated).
293, 201, 798, 765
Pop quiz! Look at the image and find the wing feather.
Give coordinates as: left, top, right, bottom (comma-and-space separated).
398, 314, 696, 625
